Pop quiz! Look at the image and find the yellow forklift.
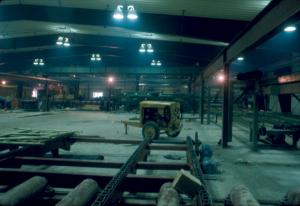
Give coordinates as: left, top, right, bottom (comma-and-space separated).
123, 101, 182, 139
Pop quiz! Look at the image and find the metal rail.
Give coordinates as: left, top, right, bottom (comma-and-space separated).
91, 137, 152, 206
186, 136, 213, 206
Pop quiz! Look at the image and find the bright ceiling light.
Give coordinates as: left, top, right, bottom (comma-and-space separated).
33, 58, 39, 65
1, 80, 6, 85
56, 36, 63, 45
107, 76, 115, 84
147, 44, 154, 53
156, 60, 162, 66
91, 54, 96, 61
39, 59, 45, 66
284, 25, 296, 32
96, 54, 101, 61
33, 58, 45, 66
113, 5, 124, 20
150, 60, 156, 66
63, 37, 70, 47
237, 57, 244, 61
139, 44, 146, 53
91, 54, 101, 61
127, 5, 138, 20
217, 74, 225, 83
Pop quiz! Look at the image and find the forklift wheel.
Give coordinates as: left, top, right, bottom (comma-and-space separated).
142, 121, 160, 139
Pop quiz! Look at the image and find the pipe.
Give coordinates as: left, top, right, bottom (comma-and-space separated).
230, 185, 259, 206
56, 179, 99, 206
0, 176, 48, 206
157, 182, 179, 206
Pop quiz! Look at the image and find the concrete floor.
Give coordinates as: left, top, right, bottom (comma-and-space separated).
0, 110, 300, 204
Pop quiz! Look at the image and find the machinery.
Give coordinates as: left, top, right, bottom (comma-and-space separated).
124, 101, 182, 139
258, 124, 300, 148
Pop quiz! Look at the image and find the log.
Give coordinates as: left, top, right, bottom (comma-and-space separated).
230, 185, 259, 206
157, 183, 179, 206
55, 179, 99, 206
0, 176, 48, 206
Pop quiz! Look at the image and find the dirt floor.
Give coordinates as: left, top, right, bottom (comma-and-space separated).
0, 110, 300, 204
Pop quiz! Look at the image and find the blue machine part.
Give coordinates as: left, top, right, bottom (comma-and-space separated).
201, 157, 218, 174
200, 144, 213, 158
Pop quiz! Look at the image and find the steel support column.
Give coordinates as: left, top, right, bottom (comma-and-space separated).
44, 81, 50, 112
207, 87, 211, 124
200, 74, 205, 124
221, 63, 232, 148
228, 81, 233, 142
252, 82, 259, 151
16, 82, 23, 99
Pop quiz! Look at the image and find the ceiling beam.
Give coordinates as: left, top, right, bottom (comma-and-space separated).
0, 5, 248, 43
200, 0, 300, 80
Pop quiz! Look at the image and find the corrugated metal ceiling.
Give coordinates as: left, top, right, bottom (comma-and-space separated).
1, 0, 271, 21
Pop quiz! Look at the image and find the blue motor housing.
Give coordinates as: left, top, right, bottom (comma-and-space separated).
200, 144, 213, 159
201, 157, 218, 174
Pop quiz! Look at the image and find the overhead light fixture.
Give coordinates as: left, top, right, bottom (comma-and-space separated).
56, 36, 63, 45
139, 43, 154, 53
91, 54, 101, 61
284, 25, 296, 32
150, 60, 162, 67
1, 80, 6, 85
150, 60, 156, 66
113, 5, 138, 20
33, 58, 45, 66
139, 44, 146, 53
147, 44, 154, 53
56, 36, 71, 47
127, 5, 138, 20
33, 58, 39, 65
107, 76, 115, 84
113, 5, 124, 20
63, 37, 70, 47
91, 54, 96, 61
217, 73, 225, 83
237, 57, 244, 61
96, 54, 101, 61
39, 59, 45, 66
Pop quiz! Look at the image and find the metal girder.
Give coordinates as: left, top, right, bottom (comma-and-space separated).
0, 168, 173, 193
200, 0, 300, 79
0, 72, 58, 82
71, 136, 188, 151
0, 5, 247, 43
43, 66, 198, 76
6, 156, 189, 170
227, 0, 300, 62
263, 81, 300, 94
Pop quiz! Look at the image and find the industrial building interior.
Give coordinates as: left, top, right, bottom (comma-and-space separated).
0, 0, 300, 206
